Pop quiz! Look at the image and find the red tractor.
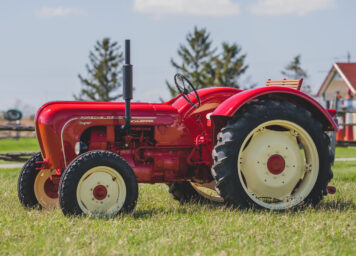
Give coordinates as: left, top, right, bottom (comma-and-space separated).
18, 40, 337, 217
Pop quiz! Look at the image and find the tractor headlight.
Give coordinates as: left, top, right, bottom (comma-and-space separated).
75, 141, 88, 155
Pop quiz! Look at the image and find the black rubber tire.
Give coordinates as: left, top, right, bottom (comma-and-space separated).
168, 182, 215, 204
212, 99, 332, 209
59, 150, 138, 216
17, 152, 42, 208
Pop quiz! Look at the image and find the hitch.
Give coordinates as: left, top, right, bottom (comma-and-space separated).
35, 158, 50, 170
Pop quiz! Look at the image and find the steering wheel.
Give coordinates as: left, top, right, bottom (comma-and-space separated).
174, 73, 201, 108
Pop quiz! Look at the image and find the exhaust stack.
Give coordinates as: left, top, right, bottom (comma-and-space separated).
122, 39, 133, 130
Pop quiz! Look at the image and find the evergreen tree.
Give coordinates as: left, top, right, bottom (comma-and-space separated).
281, 55, 308, 79
281, 55, 311, 94
206, 42, 248, 88
166, 27, 248, 97
75, 38, 123, 101
166, 27, 215, 97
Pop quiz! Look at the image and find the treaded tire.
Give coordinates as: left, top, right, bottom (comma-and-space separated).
212, 99, 332, 210
17, 152, 42, 208
168, 182, 212, 203
59, 150, 138, 217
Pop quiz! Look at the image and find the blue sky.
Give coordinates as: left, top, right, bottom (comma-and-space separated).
0, 0, 355, 115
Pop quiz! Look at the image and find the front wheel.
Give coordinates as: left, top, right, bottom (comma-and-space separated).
18, 152, 59, 209
59, 150, 138, 217
212, 100, 332, 210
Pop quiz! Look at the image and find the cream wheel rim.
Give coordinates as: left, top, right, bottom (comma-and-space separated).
190, 181, 224, 203
76, 166, 126, 217
238, 120, 319, 210
34, 169, 59, 209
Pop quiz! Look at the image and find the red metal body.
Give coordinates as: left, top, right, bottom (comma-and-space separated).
211, 86, 337, 131
35, 86, 337, 184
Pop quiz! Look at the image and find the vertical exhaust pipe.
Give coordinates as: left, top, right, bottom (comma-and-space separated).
122, 39, 133, 131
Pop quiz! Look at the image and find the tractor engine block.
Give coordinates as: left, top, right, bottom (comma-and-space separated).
80, 125, 204, 183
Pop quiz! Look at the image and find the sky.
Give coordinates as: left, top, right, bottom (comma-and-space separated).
0, 0, 355, 116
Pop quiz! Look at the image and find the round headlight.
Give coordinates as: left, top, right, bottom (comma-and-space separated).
75, 142, 81, 155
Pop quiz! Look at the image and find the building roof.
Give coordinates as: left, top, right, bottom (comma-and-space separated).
317, 62, 356, 97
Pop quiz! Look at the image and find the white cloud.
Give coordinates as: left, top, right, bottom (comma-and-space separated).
36, 7, 86, 18
249, 0, 335, 16
133, 0, 240, 17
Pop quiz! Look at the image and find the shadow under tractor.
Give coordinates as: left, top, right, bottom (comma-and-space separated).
18, 40, 337, 217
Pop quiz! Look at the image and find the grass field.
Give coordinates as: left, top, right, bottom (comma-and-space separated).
0, 161, 355, 255
0, 138, 39, 163
0, 138, 39, 153
0, 138, 355, 254
335, 146, 356, 158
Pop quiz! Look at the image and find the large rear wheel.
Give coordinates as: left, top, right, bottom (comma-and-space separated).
212, 100, 332, 210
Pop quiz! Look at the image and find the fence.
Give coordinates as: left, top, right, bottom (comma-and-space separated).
0, 123, 35, 140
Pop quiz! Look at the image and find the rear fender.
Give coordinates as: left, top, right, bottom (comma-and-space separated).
210, 87, 338, 142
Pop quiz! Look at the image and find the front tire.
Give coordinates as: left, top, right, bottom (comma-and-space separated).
212, 100, 332, 210
18, 152, 42, 208
18, 153, 59, 209
59, 150, 138, 217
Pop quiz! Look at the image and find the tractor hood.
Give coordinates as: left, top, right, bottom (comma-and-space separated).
35, 101, 179, 168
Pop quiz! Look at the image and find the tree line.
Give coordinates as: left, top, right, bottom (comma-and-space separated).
75, 27, 309, 101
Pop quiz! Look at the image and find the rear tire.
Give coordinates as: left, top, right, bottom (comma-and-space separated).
59, 150, 138, 217
168, 181, 223, 204
212, 99, 332, 210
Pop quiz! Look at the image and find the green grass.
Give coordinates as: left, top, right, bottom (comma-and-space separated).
335, 147, 356, 158
0, 138, 39, 163
0, 163, 355, 255
0, 137, 39, 153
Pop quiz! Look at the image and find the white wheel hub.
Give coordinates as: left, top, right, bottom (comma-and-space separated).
240, 129, 304, 199
238, 120, 319, 209
76, 166, 126, 217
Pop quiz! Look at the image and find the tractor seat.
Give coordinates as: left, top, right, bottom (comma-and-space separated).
265, 78, 303, 90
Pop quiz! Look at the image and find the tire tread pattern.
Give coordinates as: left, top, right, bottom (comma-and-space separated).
168, 182, 209, 203
212, 99, 332, 209
17, 152, 42, 208
59, 150, 138, 216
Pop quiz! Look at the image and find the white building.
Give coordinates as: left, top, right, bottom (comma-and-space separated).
317, 62, 356, 138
